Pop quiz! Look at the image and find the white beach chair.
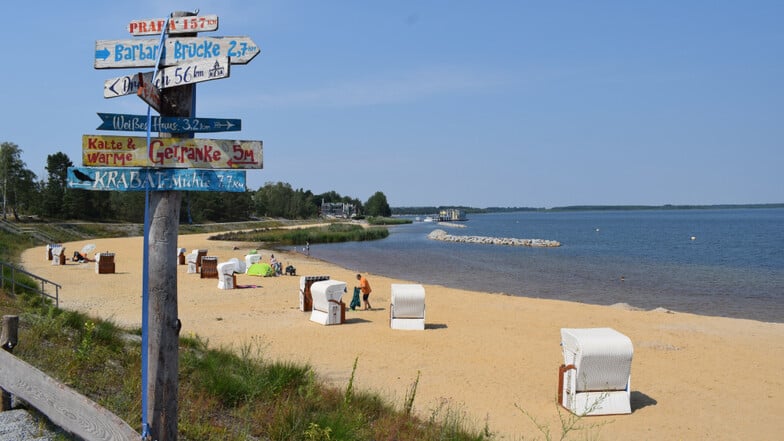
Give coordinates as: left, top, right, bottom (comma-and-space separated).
217, 261, 237, 290
244, 253, 262, 272
558, 327, 634, 416
390, 284, 426, 330
186, 249, 199, 273
50, 246, 64, 266
299, 275, 330, 311
46, 243, 61, 261
309, 280, 346, 325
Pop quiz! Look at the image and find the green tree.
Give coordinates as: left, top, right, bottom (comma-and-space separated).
42, 152, 73, 218
364, 191, 391, 217
0, 142, 33, 220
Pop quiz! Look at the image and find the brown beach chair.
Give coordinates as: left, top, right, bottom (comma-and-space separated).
195, 249, 208, 272
96, 253, 115, 274
200, 256, 219, 279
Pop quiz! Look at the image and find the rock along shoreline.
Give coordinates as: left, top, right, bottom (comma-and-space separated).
427, 229, 561, 247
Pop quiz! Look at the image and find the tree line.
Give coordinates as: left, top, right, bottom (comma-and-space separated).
0, 142, 391, 223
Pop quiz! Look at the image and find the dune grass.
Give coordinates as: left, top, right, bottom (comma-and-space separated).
1, 290, 491, 441
209, 223, 390, 245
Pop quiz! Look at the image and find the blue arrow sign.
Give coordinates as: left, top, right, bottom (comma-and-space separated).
67, 167, 246, 192
97, 113, 241, 133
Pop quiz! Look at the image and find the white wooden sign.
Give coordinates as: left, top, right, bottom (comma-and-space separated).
153, 56, 230, 89
103, 71, 153, 98
95, 36, 259, 68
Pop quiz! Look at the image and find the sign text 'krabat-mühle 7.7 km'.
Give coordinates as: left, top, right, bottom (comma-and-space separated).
67, 166, 245, 192
82, 135, 263, 169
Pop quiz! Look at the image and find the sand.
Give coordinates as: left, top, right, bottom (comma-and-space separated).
19, 234, 784, 440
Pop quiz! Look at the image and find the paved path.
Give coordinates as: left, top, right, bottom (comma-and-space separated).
0, 409, 59, 441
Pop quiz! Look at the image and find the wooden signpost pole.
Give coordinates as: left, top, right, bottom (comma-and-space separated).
146, 11, 193, 441
88, 11, 261, 439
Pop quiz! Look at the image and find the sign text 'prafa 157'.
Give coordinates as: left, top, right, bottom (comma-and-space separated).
82, 135, 263, 169
128, 14, 219, 36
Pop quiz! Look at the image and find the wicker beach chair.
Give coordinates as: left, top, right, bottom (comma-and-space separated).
217, 258, 246, 289
50, 246, 65, 266
390, 284, 426, 330
299, 275, 330, 311
95, 253, 115, 274
200, 256, 218, 279
244, 253, 262, 271
558, 327, 633, 416
309, 280, 346, 325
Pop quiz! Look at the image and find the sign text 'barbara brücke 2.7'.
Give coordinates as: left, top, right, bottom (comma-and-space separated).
82, 135, 263, 169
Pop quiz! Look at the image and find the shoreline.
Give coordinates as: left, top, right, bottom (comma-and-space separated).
19, 233, 784, 440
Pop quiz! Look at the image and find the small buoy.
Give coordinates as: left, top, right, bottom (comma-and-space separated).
595, 228, 600, 232
690, 236, 696, 241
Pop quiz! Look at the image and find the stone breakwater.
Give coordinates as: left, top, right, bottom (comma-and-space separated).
428, 229, 561, 247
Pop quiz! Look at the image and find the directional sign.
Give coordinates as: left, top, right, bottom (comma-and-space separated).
166, 37, 260, 65
103, 71, 153, 98
82, 135, 263, 169
68, 167, 246, 192
128, 15, 219, 36
153, 56, 229, 89
97, 113, 241, 133
95, 39, 161, 69
95, 36, 260, 68
136, 73, 163, 112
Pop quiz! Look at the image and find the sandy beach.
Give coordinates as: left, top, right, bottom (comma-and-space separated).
20, 234, 784, 440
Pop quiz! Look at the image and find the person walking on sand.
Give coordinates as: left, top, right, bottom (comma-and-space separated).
357, 273, 372, 310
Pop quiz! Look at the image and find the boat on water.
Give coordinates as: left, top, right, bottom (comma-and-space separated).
438, 208, 467, 221
423, 216, 435, 222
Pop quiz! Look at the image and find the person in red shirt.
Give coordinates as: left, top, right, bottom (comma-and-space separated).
356, 273, 372, 310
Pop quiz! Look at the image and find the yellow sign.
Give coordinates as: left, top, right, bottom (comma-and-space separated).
82, 135, 262, 169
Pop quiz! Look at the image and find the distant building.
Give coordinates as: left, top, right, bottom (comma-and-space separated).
438, 208, 467, 221
320, 200, 356, 219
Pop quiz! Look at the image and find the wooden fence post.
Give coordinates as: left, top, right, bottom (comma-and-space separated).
1, 314, 19, 410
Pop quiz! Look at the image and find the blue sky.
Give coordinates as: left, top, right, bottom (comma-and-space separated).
2, 1, 781, 208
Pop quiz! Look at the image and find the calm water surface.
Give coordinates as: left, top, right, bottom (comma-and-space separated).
298, 209, 784, 323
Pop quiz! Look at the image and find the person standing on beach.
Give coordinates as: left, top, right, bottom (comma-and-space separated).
357, 273, 372, 310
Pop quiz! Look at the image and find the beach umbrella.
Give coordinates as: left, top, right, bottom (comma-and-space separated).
81, 244, 96, 255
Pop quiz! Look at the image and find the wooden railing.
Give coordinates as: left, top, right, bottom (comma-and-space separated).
0, 261, 60, 308
1, 316, 139, 440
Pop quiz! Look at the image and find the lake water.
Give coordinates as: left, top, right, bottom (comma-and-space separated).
299, 209, 784, 323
